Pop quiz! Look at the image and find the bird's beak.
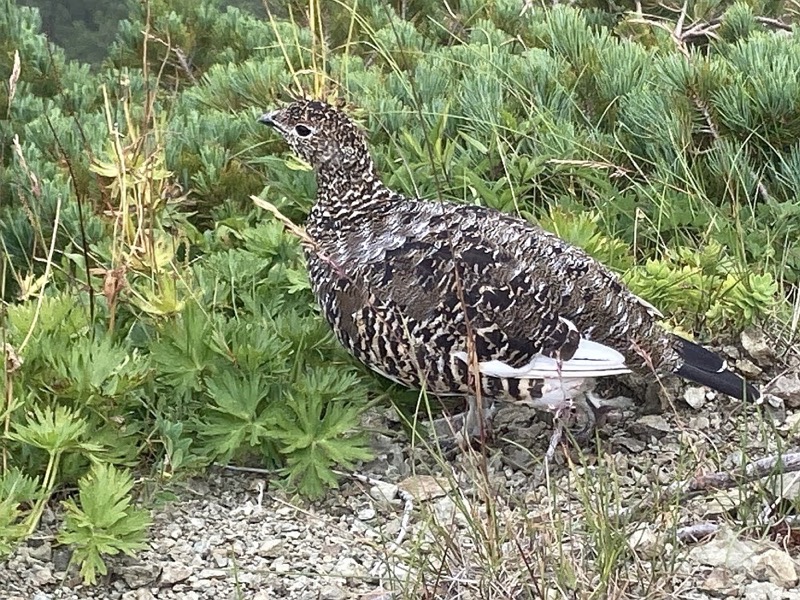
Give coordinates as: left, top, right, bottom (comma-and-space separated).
258, 110, 281, 129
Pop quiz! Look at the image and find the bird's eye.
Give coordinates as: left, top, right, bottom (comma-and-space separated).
294, 124, 313, 137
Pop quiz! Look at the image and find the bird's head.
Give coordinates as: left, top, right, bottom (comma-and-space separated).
258, 100, 373, 175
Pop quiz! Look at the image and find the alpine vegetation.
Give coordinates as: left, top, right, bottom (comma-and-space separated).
259, 100, 760, 443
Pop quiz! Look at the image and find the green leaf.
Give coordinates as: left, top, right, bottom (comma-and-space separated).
57, 463, 150, 585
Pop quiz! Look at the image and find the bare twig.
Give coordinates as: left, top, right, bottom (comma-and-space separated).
666, 452, 800, 499
144, 33, 197, 83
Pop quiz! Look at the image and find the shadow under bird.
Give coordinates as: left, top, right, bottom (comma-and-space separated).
258, 99, 760, 444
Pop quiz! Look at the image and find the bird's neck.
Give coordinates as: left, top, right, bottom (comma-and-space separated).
314, 161, 393, 217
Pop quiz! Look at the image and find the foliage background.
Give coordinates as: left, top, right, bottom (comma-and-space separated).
1, 0, 797, 582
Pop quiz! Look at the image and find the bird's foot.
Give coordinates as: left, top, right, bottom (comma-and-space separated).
557, 391, 613, 444
541, 392, 611, 466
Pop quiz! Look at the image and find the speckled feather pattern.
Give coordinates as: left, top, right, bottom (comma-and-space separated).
261, 101, 685, 410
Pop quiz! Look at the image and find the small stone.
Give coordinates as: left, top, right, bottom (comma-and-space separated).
689, 415, 710, 430
398, 475, 448, 501
758, 393, 786, 425
51, 546, 72, 572
700, 567, 736, 594
770, 374, 800, 408
319, 584, 348, 600
357, 507, 377, 521
211, 553, 228, 568
616, 436, 646, 453
735, 358, 762, 378
369, 481, 399, 503
165, 524, 182, 539
627, 525, 660, 558
631, 414, 671, 438
741, 327, 774, 365
723, 345, 741, 360
432, 495, 472, 529
334, 556, 366, 578
257, 538, 284, 558
704, 489, 744, 515
743, 580, 784, 600
683, 387, 707, 409
270, 555, 291, 574
160, 562, 192, 585
747, 548, 798, 588
120, 564, 160, 588
689, 528, 757, 570
192, 538, 211, 556
122, 591, 157, 600
196, 568, 227, 579
30, 566, 53, 586
28, 541, 52, 562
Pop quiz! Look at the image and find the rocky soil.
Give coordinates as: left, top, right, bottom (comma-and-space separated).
2, 328, 800, 600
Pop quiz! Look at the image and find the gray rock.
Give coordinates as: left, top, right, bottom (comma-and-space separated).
257, 538, 284, 558
28, 541, 52, 562
723, 345, 741, 360
270, 555, 291, 574
747, 548, 798, 588
211, 552, 228, 568
356, 507, 377, 521
159, 562, 192, 585
683, 387, 707, 409
319, 584, 348, 600
741, 327, 775, 365
758, 393, 786, 425
743, 580, 784, 600
627, 525, 660, 558
735, 358, 762, 378
433, 496, 470, 528
120, 564, 161, 588
51, 546, 72, 572
769, 374, 800, 408
688, 529, 758, 570
333, 556, 367, 579
121, 590, 156, 600
699, 567, 737, 595
30, 567, 54, 586
32, 592, 53, 600
196, 568, 227, 579
631, 414, 672, 438
369, 481, 399, 503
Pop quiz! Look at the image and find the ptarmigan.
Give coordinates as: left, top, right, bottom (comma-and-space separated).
258, 99, 759, 444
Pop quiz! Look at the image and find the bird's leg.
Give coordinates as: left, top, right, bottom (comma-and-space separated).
571, 390, 614, 442
460, 395, 497, 445
545, 390, 609, 458
544, 403, 568, 463
428, 396, 497, 449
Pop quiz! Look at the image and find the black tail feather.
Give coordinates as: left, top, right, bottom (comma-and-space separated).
672, 335, 760, 402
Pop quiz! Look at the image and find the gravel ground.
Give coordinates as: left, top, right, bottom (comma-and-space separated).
2, 330, 800, 600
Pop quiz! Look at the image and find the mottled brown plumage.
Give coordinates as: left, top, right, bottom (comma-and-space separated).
259, 100, 758, 438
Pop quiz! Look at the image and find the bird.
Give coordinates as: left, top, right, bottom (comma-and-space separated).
258, 99, 760, 446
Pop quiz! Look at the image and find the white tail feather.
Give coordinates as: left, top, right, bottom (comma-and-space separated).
453, 337, 630, 380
